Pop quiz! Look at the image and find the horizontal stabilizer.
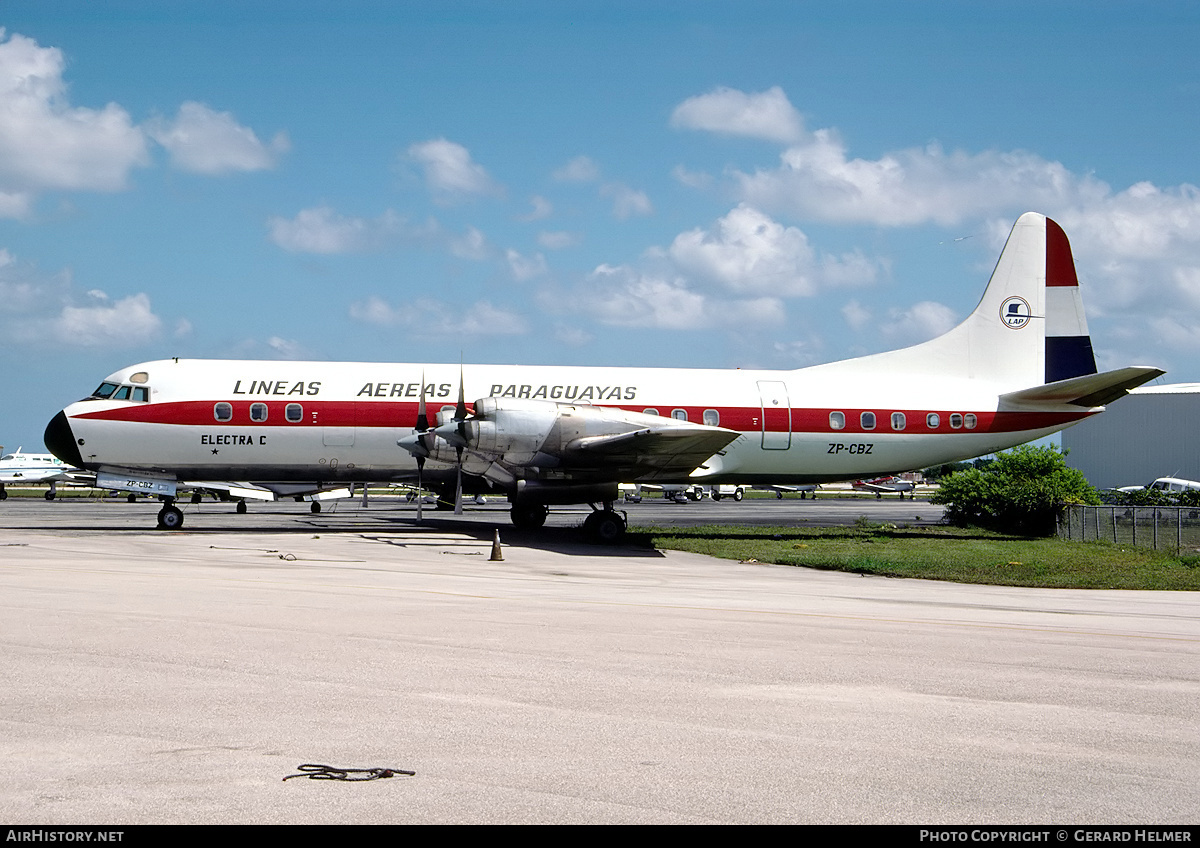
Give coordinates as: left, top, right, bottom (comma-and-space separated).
999, 366, 1164, 409
565, 425, 739, 472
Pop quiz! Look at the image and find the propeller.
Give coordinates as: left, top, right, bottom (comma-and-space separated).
397, 374, 433, 522
447, 368, 468, 514
414, 376, 429, 521
398, 367, 472, 516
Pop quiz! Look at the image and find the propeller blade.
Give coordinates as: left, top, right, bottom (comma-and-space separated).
454, 364, 467, 422
415, 455, 424, 522
416, 373, 429, 432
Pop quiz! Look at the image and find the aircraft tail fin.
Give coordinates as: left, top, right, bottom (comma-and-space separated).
852, 212, 1103, 390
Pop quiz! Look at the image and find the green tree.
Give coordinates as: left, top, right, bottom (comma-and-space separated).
930, 444, 1099, 535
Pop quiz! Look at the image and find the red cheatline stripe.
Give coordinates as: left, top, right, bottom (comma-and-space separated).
73, 400, 1092, 435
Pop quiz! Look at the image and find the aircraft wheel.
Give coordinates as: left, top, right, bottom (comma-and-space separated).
0, 489, 8, 501
127, 493, 138, 503
712, 492, 723, 501
236, 500, 247, 514
776, 491, 783, 499
583, 510, 626, 545
510, 502, 548, 530
733, 489, 744, 501
190, 492, 203, 504
311, 502, 321, 513
44, 490, 56, 501
157, 505, 184, 531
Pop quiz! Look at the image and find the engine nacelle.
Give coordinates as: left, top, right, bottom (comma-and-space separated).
411, 397, 680, 469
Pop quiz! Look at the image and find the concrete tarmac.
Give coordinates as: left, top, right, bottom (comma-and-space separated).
1, 497, 1198, 824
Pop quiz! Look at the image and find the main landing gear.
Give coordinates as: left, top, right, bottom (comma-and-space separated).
509, 500, 628, 544
581, 506, 627, 544
157, 501, 184, 530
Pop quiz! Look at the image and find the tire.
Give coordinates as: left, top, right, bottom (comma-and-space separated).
733, 488, 744, 501
510, 502, 548, 530
583, 510, 626, 545
157, 506, 184, 531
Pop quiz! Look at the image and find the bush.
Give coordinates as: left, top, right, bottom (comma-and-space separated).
930, 444, 1099, 535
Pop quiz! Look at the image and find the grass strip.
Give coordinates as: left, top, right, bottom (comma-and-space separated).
631, 522, 1200, 590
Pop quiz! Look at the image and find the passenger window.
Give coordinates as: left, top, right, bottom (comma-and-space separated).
214, 403, 233, 422
860, 411, 876, 430
964, 413, 977, 430
250, 403, 268, 422
891, 412, 906, 431
643, 408, 660, 416
132, 387, 149, 403
950, 413, 963, 429
926, 413, 940, 429
703, 409, 719, 427
286, 403, 303, 423
829, 411, 845, 430
671, 409, 688, 421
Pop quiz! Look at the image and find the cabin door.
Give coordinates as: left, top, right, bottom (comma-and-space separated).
757, 380, 791, 450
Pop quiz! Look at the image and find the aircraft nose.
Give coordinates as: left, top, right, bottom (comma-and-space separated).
44, 410, 85, 467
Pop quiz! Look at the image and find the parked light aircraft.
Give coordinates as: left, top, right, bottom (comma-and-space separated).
0, 447, 84, 500
44, 213, 1163, 541
852, 476, 918, 499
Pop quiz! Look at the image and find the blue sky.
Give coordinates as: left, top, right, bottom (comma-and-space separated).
3, 1, 1200, 450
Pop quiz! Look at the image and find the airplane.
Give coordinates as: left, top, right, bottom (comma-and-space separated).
0, 446, 87, 500
43, 213, 1164, 542
852, 476, 918, 499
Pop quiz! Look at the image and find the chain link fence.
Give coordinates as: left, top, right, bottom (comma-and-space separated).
1058, 503, 1200, 552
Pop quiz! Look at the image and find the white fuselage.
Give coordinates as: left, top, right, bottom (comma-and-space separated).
52, 357, 1090, 491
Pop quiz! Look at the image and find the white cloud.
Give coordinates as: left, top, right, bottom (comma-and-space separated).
0, 30, 148, 215
668, 204, 880, 296
733, 130, 1110, 227
268, 206, 391, 254
52, 291, 162, 348
0, 253, 165, 349
841, 299, 871, 331
148, 101, 289, 174
671, 86, 806, 144
349, 296, 528, 337
601, 183, 653, 219
449, 226, 492, 261
553, 323, 593, 347
879, 300, 958, 347
553, 155, 600, 183
506, 249, 547, 281
519, 195, 553, 221
537, 230, 580, 250
407, 138, 501, 204
546, 263, 785, 331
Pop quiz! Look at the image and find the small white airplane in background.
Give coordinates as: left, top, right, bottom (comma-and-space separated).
44, 213, 1163, 541
852, 476, 918, 499
0, 446, 86, 500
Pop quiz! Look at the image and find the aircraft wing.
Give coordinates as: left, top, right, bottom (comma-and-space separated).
562, 425, 739, 473
1000, 366, 1164, 408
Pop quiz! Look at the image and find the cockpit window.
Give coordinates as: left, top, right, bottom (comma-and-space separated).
89, 380, 151, 402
